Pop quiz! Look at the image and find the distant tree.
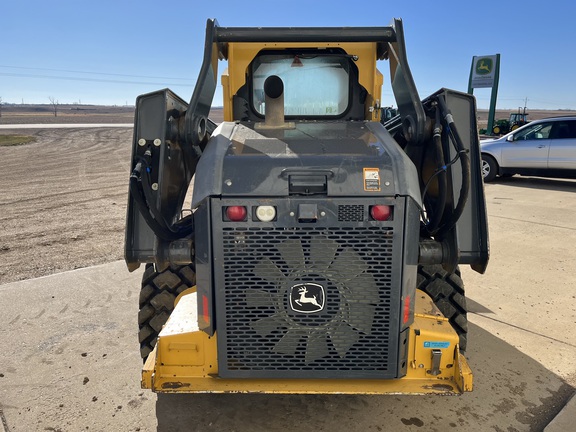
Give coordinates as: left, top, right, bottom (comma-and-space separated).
0, 96, 2, 118
48, 96, 58, 117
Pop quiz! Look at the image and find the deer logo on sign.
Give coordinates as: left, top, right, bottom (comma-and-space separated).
475, 58, 493, 75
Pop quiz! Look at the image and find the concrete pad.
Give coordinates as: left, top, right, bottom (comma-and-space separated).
0, 261, 572, 431
0, 261, 154, 431
153, 322, 573, 432
545, 392, 576, 432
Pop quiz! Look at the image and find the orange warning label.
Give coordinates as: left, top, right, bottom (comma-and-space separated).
363, 168, 381, 192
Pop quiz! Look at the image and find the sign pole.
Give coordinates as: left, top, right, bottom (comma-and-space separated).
467, 59, 475, 95
486, 54, 500, 136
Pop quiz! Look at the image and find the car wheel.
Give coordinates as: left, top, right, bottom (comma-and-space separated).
481, 155, 498, 182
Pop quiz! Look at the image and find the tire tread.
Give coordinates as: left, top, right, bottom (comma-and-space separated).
138, 263, 196, 359
417, 264, 468, 353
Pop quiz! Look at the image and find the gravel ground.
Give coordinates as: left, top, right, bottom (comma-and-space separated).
0, 105, 134, 125
0, 108, 223, 285
0, 126, 132, 284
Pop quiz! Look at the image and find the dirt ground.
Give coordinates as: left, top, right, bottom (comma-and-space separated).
0, 108, 223, 285
0, 127, 131, 284
0, 104, 135, 125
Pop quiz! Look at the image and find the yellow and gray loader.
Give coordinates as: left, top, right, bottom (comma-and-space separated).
125, 18, 489, 395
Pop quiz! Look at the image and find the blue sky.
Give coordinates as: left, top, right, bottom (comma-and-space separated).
1, 0, 575, 110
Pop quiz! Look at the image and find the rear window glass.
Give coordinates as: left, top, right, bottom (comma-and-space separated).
251, 54, 350, 117
552, 120, 576, 139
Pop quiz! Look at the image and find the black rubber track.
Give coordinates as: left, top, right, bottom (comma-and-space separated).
417, 264, 468, 353
138, 263, 196, 359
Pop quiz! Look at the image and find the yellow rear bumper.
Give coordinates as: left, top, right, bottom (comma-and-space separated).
142, 290, 472, 395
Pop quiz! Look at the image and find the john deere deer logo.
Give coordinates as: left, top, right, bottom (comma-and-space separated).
290, 283, 325, 314
476, 58, 493, 75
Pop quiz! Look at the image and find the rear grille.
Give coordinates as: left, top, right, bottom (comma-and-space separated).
338, 205, 364, 222
217, 225, 400, 378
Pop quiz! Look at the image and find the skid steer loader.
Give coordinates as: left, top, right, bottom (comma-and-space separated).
125, 18, 489, 395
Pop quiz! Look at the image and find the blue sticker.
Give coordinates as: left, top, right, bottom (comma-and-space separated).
424, 341, 450, 349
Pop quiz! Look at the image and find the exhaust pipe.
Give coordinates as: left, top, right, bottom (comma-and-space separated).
255, 75, 295, 130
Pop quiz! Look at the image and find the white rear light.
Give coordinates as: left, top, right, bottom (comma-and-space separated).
255, 205, 276, 222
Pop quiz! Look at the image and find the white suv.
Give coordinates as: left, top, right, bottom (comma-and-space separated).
480, 116, 576, 182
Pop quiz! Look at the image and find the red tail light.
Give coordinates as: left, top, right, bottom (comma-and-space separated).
403, 295, 411, 324
370, 205, 392, 221
202, 294, 210, 325
225, 206, 247, 221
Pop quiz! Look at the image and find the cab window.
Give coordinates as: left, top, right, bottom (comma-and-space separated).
251, 54, 350, 117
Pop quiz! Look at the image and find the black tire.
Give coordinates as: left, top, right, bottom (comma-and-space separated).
417, 265, 468, 353
138, 263, 196, 359
481, 154, 498, 182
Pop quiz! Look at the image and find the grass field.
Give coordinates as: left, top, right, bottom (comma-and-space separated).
0, 134, 36, 146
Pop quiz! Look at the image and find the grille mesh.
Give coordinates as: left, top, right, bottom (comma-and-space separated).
338, 205, 364, 222
219, 226, 398, 378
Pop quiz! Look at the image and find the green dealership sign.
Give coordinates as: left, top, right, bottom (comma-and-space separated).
471, 55, 498, 88
468, 54, 501, 136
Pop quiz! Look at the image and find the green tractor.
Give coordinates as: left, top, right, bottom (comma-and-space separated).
492, 108, 529, 135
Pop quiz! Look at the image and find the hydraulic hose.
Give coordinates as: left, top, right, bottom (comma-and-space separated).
129, 150, 193, 241
425, 105, 448, 234
436, 95, 470, 237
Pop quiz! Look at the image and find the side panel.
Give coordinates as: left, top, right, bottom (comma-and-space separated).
194, 202, 215, 335
125, 89, 193, 269
440, 89, 490, 273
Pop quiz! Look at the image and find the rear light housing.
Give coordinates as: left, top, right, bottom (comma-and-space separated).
255, 205, 276, 222
403, 295, 411, 324
224, 206, 247, 222
370, 205, 393, 221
